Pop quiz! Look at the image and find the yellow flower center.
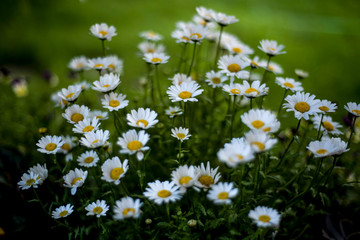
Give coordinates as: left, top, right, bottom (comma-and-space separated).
61, 143, 71, 151
59, 210, 68, 217
198, 175, 214, 187
181, 36, 190, 41
83, 125, 95, 132
152, 58, 162, 63
45, 143, 57, 151
110, 167, 124, 180
352, 109, 360, 115
316, 149, 327, 155
323, 121, 334, 131
123, 208, 135, 216
92, 139, 99, 144
263, 127, 271, 132
66, 93, 75, 99
283, 82, 294, 88
170, 111, 176, 115
76, 63, 83, 68
319, 106, 329, 112
96, 115, 103, 119
92, 207, 103, 214
136, 119, 149, 127
84, 157, 94, 163
245, 88, 259, 96
227, 63, 241, 73
127, 140, 143, 151
252, 141, 265, 151
230, 89, 240, 95
109, 100, 120, 107
217, 192, 229, 200
251, 120, 265, 129
71, 113, 84, 123
268, 65, 274, 71
157, 189, 171, 198
94, 64, 104, 68
99, 31, 107, 37
232, 47, 242, 53
26, 179, 35, 186
179, 91, 192, 99
147, 49, 155, 53
38, 127, 47, 134
259, 215, 271, 223
147, 32, 156, 37
102, 84, 110, 88
176, 133, 186, 139
295, 102, 310, 113
62, 99, 69, 105
237, 154, 243, 160
179, 176, 192, 185
251, 61, 259, 67
190, 33, 202, 39
71, 177, 82, 185
108, 64, 115, 69
211, 77, 221, 84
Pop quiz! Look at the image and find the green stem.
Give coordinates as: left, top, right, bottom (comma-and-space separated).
347, 116, 357, 148
321, 156, 338, 187
187, 42, 197, 77
155, 65, 165, 106
260, 55, 272, 84
253, 155, 260, 198
250, 98, 253, 110
178, 141, 182, 164
230, 95, 237, 138
183, 102, 187, 127
177, 43, 188, 73
277, 89, 288, 117
214, 26, 224, 68
316, 113, 325, 140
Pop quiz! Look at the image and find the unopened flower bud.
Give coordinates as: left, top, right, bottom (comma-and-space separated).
187, 219, 197, 227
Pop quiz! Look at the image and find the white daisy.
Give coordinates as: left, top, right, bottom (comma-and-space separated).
171, 127, 191, 142
217, 138, 255, 167
205, 70, 227, 88
92, 73, 121, 93
51, 91, 70, 109
28, 164, 48, 185
87, 57, 108, 71
212, 12, 238, 26
275, 77, 303, 92
242, 56, 261, 69
306, 139, 336, 158
63, 168, 88, 195
138, 41, 165, 54
295, 69, 309, 79
194, 162, 221, 190
223, 83, 242, 96
248, 206, 281, 228
139, 31, 162, 41
224, 40, 253, 56
318, 100, 337, 114
143, 52, 170, 65
219, 32, 239, 49
258, 39, 286, 56
144, 180, 182, 205
101, 92, 129, 112
196, 6, 216, 22
241, 109, 280, 133
80, 130, 110, 149
104, 55, 124, 74
85, 200, 109, 218
126, 108, 158, 129
192, 14, 208, 27
36, 135, 64, 154
283, 92, 321, 120
90, 23, 117, 41
18, 171, 40, 190
68, 56, 88, 72
259, 60, 283, 75
313, 115, 343, 135
75, 81, 91, 91
89, 110, 109, 121
101, 157, 129, 185
218, 55, 249, 79
165, 106, 183, 118
73, 117, 101, 134
207, 182, 238, 205
167, 81, 204, 102
244, 131, 278, 153
58, 84, 82, 102
58, 135, 77, 154
171, 165, 198, 194
240, 80, 268, 98
171, 29, 192, 44
77, 150, 99, 167
113, 197, 142, 220
327, 137, 349, 155
117, 129, 150, 161
52, 204, 74, 219
184, 24, 208, 42
169, 73, 193, 86
344, 102, 360, 117
62, 104, 90, 124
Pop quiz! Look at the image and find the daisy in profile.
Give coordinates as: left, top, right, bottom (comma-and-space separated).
212, 12, 238, 26
241, 109, 280, 133
258, 39, 286, 56
73, 117, 101, 134
75, 81, 91, 91
218, 55, 250, 79
28, 164, 48, 185
68, 56, 88, 72
101, 92, 129, 112
113, 197, 143, 220
223, 83, 242, 96
165, 106, 183, 118
248, 206, 281, 228
52, 204, 74, 219
139, 31, 162, 41
184, 24, 208, 42
306, 139, 336, 158
51, 91, 69, 109
328, 137, 349, 156
92, 73, 121, 93
89, 110, 109, 120
77, 150, 99, 167
104, 55, 124, 74
36, 135, 64, 154
58, 135, 76, 155
171, 127, 191, 142
194, 162, 221, 190
283, 92, 321, 120
90, 23, 117, 41
18, 172, 40, 190
224, 41, 254, 56
167, 81, 204, 102
313, 115, 343, 135
127, 108, 158, 129
169, 73, 193, 86
275, 77, 303, 92
101, 157, 129, 185
85, 200, 109, 218
207, 182, 238, 205
171, 165, 198, 193
80, 129, 110, 149
295, 69, 309, 79
63, 168, 88, 195
171, 29, 192, 44
245, 131, 278, 153
58, 84, 82, 103
344, 102, 360, 117
144, 180, 182, 205
205, 70, 227, 88
138, 42, 165, 54
259, 60, 283, 75
240, 80, 268, 99
143, 52, 170, 65
318, 100, 337, 114
196, 6, 215, 22
62, 104, 90, 124
217, 138, 255, 167
87, 57, 108, 71
117, 129, 150, 161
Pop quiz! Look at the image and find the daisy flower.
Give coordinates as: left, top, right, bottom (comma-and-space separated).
171, 29, 192, 44
192, 14, 208, 27
143, 52, 170, 65
80, 130, 110, 149
224, 40, 254, 56
101, 157, 129, 185
52, 204, 74, 219
92, 73, 121, 93
318, 100, 337, 114
196, 6, 216, 22
194, 162, 221, 190
138, 41, 165, 54
244, 131, 278, 153
101, 92, 129, 112
169, 73, 193, 86
167, 81, 204, 102
73, 117, 101, 134
36, 135, 64, 154
306, 138, 338, 158
139, 31, 162, 41
77, 150, 99, 167
249, 206, 281, 228
344, 102, 360, 117
327, 137, 349, 155
205, 70, 227, 88
85, 200, 109, 218
259, 60, 283, 75
243, 56, 261, 69
240, 80, 268, 98
212, 12, 238, 26
18, 172, 40, 190
117, 129, 150, 161
171, 165, 198, 193
89, 110, 109, 120
62, 104, 90, 124
313, 115, 343, 135
51, 92, 69, 109
223, 83, 242, 96
28, 164, 48, 184
143, 180, 182, 205
275, 77, 303, 92
207, 182, 238, 205
104, 55, 124, 74
63, 168, 88, 195
68, 56, 88, 72
217, 138, 255, 167
258, 39, 286, 56
219, 32, 239, 49
184, 24, 208, 42
113, 197, 143, 220
283, 92, 321, 120
165, 106, 183, 118
90, 23, 117, 41
295, 69, 309, 79
241, 109, 280, 133
58, 84, 82, 102
171, 127, 191, 142
87, 57, 108, 71
218, 55, 250, 79
75, 81, 91, 91
58, 135, 77, 154
127, 108, 158, 129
